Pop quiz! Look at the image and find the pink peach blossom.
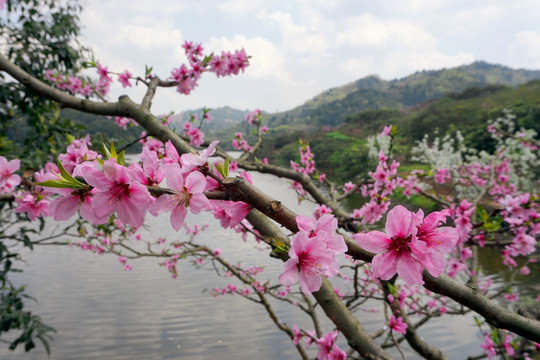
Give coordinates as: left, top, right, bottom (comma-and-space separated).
389, 315, 408, 334
355, 205, 426, 284
150, 164, 210, 231
279, 231, 339, 295
84, 159, 154, 228
0, 156, 21, 193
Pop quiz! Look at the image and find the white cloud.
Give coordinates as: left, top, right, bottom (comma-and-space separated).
379, 0, 452, 14
110, 21, 183, 50
215, 0, 266, 15
340, 57, 376, 78
256, 10, 333, 55
81, 3, 187, 77
508, 31, 540, 68
378, 50, 475, 79
337, 14, 436, 50
445, 5, 504, 35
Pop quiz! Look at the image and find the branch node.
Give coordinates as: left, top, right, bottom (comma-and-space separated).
269, 200, 282, 215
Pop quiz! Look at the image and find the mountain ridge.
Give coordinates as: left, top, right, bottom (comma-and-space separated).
188, 61, 540, 136
263, 61, 540, 129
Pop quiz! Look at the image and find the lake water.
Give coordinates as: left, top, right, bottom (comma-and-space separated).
1, 170, 487, 359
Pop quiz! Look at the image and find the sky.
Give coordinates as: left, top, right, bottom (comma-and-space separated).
79, 0, 540, 115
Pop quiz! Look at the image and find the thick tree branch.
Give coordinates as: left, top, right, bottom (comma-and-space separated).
237, 161, 351, 220
422, 273, 540, 342
246, 210, 392, 359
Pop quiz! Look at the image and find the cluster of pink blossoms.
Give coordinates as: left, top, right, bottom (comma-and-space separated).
45, 61, 129, 98
353, 149, 399, 224
182, 122, 205, 147
45, 40, 248, 101
291, 144, 316, 176
289, 142, 326, 200
231, 132, 252, 151
245, 109, 262, 125
497, 192, 539, 268
0, 156, 21, 193
13, 137, 252, 235
279, 214, 347, 295
230, 110, 268, 152
454, 199, 474, 245
45, 70, 93, 97
170, 41, 248, 95
355, 205, 458, 285
434, 167, 451, 184
292, 326, 346, 360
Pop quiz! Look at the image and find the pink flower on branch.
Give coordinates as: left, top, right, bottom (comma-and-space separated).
211, 200, 251, 229
15, 191, 51, 220
49, 186, 107, 224
0, 156, 21, 193
380, 125, 393, 137
389, 315, 408, 334
355, 205, 425, 284
480, 333, 497, 359
180, 140, 219, 173
315, 330, 347, 360
355, 205, 458, 284
84, 159, 154, 228
118, 70, 133, 88
415, 208, 459, 277
296, 214, 347, 254
150, 164, 211, 231
279, 229, 340, 295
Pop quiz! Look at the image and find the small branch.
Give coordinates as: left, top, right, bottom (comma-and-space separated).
417, 189, 452, 208
381, 282, 448, 360
117, 133, 150, 153
141, 77, 161, 110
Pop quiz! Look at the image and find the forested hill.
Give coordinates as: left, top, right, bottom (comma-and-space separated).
264, 61, 540, 130
259, 80, 540, 183
169, 106, 250, 132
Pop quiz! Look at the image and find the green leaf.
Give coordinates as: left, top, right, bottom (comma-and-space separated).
215, 158, 230, 179
37, 180, 77, 189
102, 142, 113, 159
476, 204, 489, 222
482, 221, 501, 232
56, 161, 86, 188
65, 133, 75, 145
271, 238, 289, 254
110, 141, 117, 157
145, 65, 153, 77
387, 283, 397, 296
117, 150, 126, 166
102, 141, 122, 163
223, 157, 230, 178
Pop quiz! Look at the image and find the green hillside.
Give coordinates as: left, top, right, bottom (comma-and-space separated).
261, 80, 540, 183
264, 61, 540, 131
62, 109, 144, 153
171, 106, 250, 132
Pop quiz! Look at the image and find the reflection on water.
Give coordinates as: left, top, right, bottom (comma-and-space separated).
0, 171, 500, 360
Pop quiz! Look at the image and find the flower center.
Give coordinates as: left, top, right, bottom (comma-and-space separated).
388, 234, 412, 253
174, 186, 192, 207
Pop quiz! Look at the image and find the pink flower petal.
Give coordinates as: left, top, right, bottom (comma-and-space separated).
385, 205, 413, 238
354, 231, 390, 253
